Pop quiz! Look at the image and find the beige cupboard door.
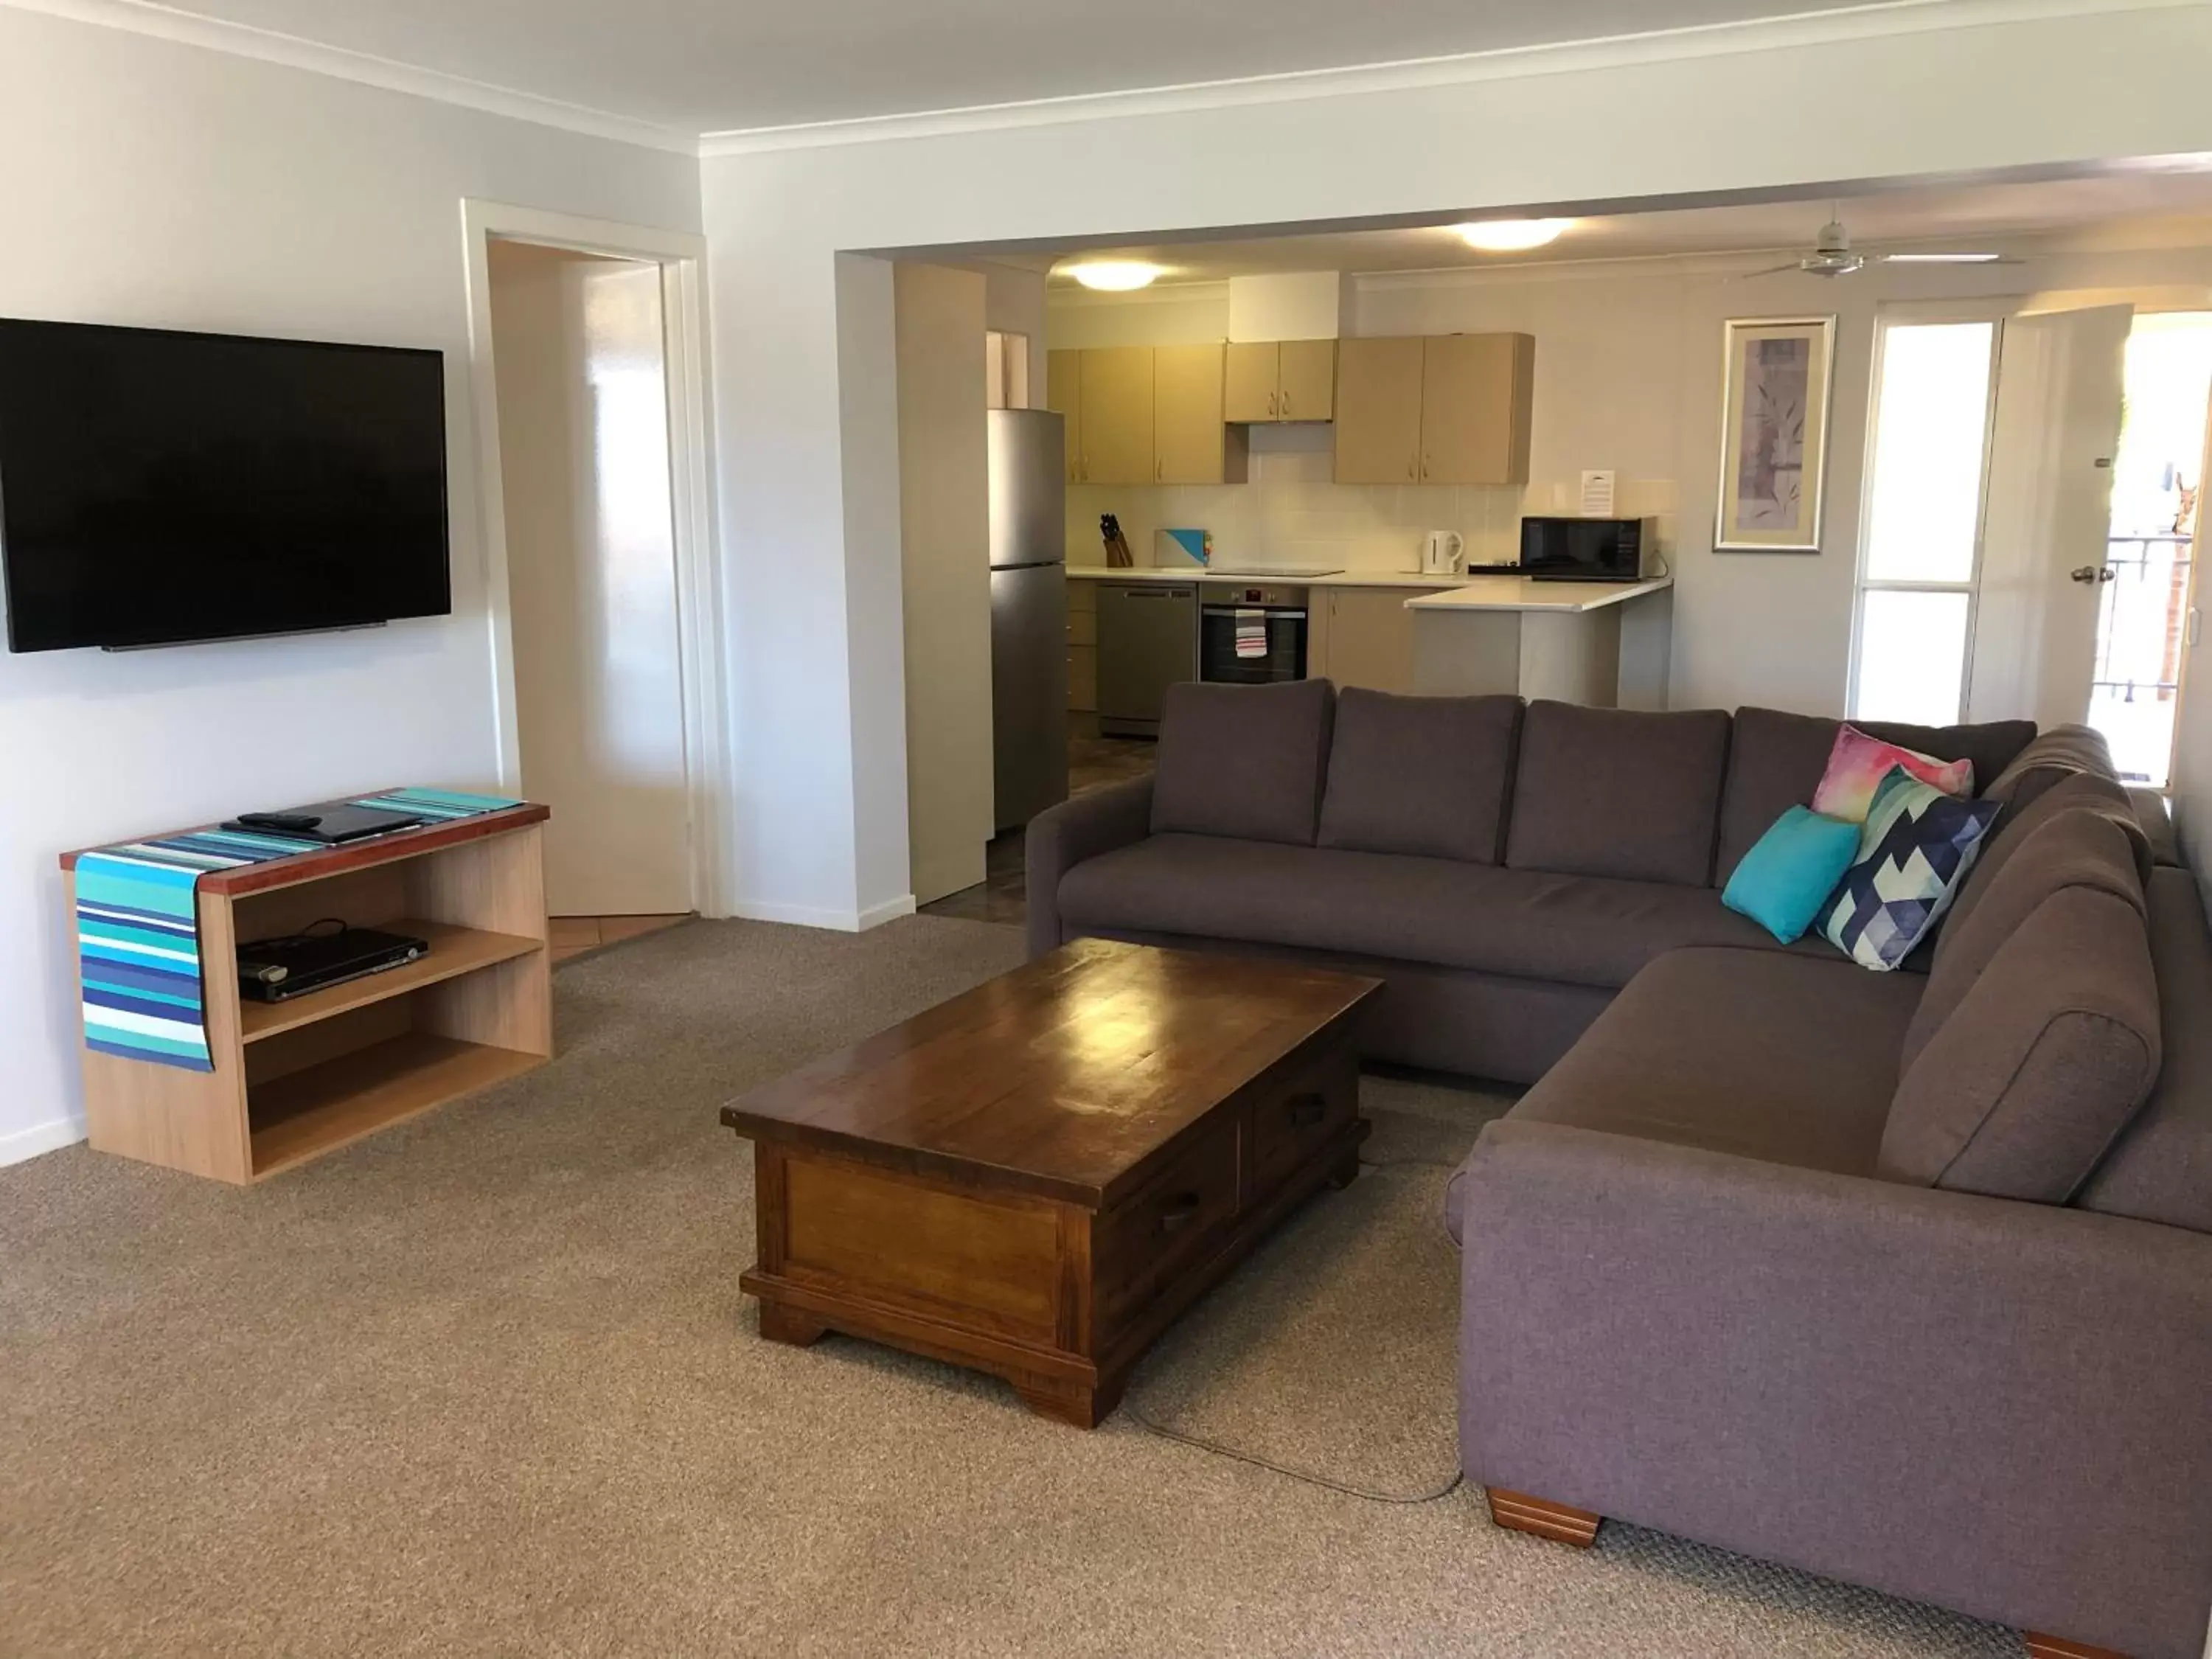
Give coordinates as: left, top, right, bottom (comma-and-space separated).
1318, 587, 1450, 693
1047, 349, 1083, 482
1278, 338, 1337, 422
1223, 341, 1280, 422
1419, 333, 1534, 485
1153, 343, 1227, 483
1079, 347, 1154, 485
1334, 337, 1425, 484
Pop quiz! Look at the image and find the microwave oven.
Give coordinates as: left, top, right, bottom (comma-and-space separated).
1520, 516, 1647, 582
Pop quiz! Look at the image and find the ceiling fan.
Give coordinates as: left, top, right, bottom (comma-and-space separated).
1745, 215, 2021, 278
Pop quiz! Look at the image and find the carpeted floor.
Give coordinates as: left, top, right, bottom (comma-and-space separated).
1, 914, 2025, 1658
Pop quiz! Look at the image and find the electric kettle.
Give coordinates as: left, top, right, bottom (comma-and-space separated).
1422, 530, 1467, 576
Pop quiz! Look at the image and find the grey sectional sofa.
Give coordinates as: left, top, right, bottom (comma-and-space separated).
1026, 679, 2212, 1659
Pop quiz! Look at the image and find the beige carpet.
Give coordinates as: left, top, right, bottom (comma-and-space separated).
1, 914, 2022, 1658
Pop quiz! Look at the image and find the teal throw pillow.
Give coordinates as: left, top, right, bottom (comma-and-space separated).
1723, 805, 1863, 943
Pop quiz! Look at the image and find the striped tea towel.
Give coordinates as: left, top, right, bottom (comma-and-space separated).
75, 789, 521, 1074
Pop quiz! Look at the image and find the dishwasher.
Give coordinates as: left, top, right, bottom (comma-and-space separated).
1095, 581, 1198, 738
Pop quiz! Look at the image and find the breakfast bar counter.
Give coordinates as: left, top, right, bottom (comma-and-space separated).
1405, 576, 1673, 707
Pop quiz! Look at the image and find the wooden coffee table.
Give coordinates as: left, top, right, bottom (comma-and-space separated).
718, 938, 1381, 1427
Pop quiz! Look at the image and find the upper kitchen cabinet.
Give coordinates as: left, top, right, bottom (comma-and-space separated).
1153, 344, 1246, 484
1046, 349, 1082, 483
1333, 337, 1426, 484
1421, 333, 1534, 486
1334, 333, 1534, 486
1077, 346, 1153, 485
1225, 339, 1338, 423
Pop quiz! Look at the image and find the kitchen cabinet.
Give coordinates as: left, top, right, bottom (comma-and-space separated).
1077, 347, 1153, 485
1333, 333, 1533, 487
1067, 580, 1097, 712
1307, 585, 1453, 694
1046, 350, 1082, 484
1152, 344, 1245, 484
1225, 339, 1338, 423
1421, 333, 1534, 485
1332, 337, 1426, 484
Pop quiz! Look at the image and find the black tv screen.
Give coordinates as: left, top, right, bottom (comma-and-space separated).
0, 319, 449, 652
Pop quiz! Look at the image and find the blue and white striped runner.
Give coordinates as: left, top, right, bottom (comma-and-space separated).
76, 787, 521, 1073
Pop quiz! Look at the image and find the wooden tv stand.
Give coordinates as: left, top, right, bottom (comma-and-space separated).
61, 804, 552, 1183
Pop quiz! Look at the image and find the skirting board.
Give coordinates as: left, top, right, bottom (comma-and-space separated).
732, 895, 917, 932
1, 1113, 88, 1168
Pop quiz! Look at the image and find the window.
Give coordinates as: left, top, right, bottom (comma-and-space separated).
1849, 319, 2000, 725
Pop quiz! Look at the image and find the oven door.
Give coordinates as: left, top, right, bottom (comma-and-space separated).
1200, 605, 1307, 684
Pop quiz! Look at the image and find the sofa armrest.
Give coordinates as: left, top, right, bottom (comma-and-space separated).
1023, 776, 1154, 960
1455, 1119, 2212, 1659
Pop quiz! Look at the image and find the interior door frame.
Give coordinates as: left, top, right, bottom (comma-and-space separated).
460, 199, 728, 918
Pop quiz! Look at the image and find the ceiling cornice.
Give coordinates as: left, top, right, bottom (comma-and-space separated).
698, 0, 2202, 158
1, 0, 700, 155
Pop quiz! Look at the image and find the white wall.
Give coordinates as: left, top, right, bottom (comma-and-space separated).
700, 2, 2212, 930
0, 7, 700, 1162
894, 263, 992, 905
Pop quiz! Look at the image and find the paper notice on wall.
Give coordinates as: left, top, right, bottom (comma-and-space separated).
1234, 609, 1267, 659
1580, 470, 1617, 516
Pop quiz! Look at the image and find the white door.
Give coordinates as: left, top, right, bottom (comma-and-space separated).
488, 241, 692, 917
1966, 303, 2133, 727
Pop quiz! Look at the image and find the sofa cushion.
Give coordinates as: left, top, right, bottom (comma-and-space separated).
1722, 805, 1860, 943
1715, 706, 2037, 884
1979, 723, 2116, 824
2077, 868, 2212, 1234
1317, 689, 1520, 864
1149, 678, 1334, 846
1880, 885, 2161, 1202
2129, 786, 2183, 867
1938, 771, 2149, 959
1057, 832, 1819, 992
1504, 701, 1732, 887
1447, 948, 1921, 1244
1907, 805, 2147, 1072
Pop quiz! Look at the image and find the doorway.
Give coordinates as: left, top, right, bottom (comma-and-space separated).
465, 204, 723, 933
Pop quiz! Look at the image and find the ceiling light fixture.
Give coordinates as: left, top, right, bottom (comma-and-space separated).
1453, 218, 1573, 253
1067, 261, 1166, 291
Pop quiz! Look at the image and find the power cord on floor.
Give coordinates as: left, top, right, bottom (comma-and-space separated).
1119, 1149, 1470, 1506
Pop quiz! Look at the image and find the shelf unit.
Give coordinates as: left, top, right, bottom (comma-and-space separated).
63, 804, 552, 1183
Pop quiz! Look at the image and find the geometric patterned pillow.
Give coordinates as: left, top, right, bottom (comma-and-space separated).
1818, 765, 2002, 971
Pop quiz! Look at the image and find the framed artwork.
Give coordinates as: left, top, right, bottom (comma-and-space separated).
1715, 316, 1834, 552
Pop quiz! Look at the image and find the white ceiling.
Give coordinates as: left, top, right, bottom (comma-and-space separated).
1020, 173, 2212, 285
75, 0, 1860, 135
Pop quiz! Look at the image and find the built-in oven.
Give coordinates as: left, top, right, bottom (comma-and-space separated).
1200, 584, 1309, 684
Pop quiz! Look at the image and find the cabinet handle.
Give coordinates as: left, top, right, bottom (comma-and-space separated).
1268, 391, 1279, 417
1281, 391, 1291, 417
1407, 460, 1416, 480
1158, 1192, 1203, 1234
1287, 1092, 1327, 1128
1422, 455, 1431, 480
1155, 459, 1163, 481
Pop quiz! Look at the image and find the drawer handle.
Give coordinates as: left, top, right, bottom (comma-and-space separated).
1158, 1192, 1203, 1233
1287, 1092, 1327, 1128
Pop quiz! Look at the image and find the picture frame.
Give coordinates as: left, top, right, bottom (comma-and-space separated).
1714, 316, 1835, 552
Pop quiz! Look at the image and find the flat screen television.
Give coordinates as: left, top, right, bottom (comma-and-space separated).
0, 318, 449, 652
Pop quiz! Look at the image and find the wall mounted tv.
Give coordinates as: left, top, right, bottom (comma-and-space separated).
0, 318, 449, 653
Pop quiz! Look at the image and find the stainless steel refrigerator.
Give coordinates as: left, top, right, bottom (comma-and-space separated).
987, 408, 1070, 833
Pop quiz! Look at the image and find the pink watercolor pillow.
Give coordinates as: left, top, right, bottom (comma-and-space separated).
1810, 724, 1975, 823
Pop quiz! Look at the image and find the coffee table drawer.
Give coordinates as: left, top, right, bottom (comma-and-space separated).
1249, 1053, 1358, 1191
1096, 1117, 1240, 1321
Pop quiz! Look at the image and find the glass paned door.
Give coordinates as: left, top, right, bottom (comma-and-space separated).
2088, 313, 2212, 787
1851, 320, 1998, 725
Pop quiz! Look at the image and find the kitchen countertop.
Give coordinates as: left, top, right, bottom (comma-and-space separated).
1065, 566, 1488, 590
1403, 575, 1674, 614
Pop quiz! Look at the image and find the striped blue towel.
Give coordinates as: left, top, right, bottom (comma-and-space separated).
75, 790, 521, 1074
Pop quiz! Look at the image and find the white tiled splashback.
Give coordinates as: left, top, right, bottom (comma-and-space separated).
1065, 424, 1679, 574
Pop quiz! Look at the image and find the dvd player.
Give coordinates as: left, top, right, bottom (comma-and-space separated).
237, 925, 430, 1002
